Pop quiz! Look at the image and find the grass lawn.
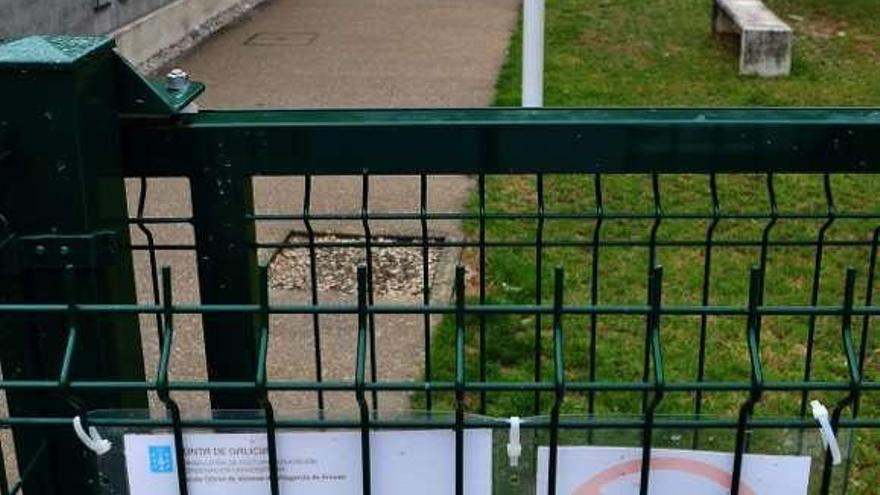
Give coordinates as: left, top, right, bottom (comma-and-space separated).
495, 0, 880, 106
419, 0, 880, 492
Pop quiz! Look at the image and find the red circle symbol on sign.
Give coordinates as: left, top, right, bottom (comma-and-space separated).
571, 457, 757, 495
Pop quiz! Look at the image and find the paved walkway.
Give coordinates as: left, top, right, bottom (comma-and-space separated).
173, 0, 517, 108
132, 0, 519, 417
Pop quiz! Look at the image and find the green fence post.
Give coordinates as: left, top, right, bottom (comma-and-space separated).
190, 129, 260, 409
0, 36, 147, 493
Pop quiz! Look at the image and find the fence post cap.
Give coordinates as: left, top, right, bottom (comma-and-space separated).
0, 35, 114, 71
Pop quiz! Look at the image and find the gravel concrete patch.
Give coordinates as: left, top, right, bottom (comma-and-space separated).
269, 234, 444, 297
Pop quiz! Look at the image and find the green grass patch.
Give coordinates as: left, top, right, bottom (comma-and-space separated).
417, 0, 880, 491
495, 0, 880, 106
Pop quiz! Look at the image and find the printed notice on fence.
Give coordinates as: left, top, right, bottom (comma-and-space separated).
124, 429, 491, 495
536, 446, 810, 495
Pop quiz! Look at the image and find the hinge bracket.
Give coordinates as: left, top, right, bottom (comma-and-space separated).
0, 230, 122, 274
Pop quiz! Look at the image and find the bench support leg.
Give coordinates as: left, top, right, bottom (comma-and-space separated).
712, 3, 738, 35
740, 29, 792, 77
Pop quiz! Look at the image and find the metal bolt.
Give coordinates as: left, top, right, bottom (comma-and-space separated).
34, 245, 46, 256
59, 245, 70, 257
165, 68, 190, 92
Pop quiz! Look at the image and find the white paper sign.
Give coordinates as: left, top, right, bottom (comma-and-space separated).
536, 446, 811, 495
124, 429, 492, 495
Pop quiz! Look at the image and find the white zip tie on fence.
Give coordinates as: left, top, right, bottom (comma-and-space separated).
810, 400, 841, 465
72, 416, 112, 456
507, 416, 522, 467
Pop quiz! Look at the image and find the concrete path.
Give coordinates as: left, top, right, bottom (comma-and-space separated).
171, 0, 517, 108
130, 0, 519, 419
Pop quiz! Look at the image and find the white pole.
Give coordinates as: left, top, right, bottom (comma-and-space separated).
522, 0, 545, 107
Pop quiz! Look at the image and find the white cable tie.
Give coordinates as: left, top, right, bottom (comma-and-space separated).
73, 416, 112, 456
507, 416, 522, 467
810, 400, 841, 465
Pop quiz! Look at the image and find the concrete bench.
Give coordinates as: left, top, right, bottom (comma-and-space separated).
713, 0, 792, 77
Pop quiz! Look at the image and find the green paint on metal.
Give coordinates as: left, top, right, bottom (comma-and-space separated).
122, 108, 880, 176
189, 129, 261, 410
0, 231, 121, 274
0, 33, 146, 495
115, 56, 204, 116
0, 34, 878, 495
143, 107, 880, 125
0, 36, 113, 70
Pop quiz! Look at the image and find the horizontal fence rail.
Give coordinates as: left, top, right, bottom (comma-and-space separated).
123, 108, 880, 176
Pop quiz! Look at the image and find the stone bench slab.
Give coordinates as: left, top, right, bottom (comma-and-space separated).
714, 0, 792, 77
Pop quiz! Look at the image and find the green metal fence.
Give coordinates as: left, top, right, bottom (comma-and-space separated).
0, 35, 879, 494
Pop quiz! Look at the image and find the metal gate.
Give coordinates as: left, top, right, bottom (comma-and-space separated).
0, 35, 878, 494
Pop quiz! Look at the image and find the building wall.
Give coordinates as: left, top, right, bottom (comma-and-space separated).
1, 0, 265, 70
0, 0, 177, 37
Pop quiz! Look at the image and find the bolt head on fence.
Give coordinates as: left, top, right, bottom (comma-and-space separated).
165, 68, 190, 92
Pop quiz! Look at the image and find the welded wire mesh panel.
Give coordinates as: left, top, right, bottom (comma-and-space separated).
1, 108, 879, 494
116, 168, 880, 494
